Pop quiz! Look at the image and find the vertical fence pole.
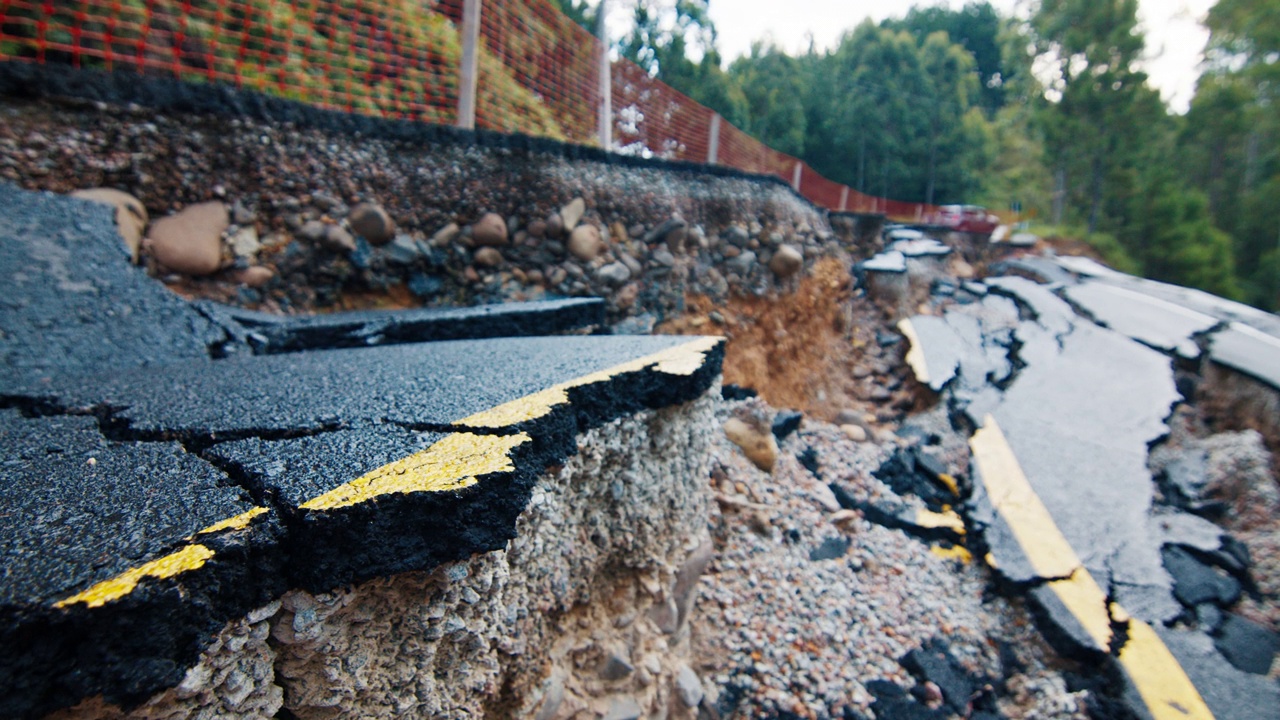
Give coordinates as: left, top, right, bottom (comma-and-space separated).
596, 0, 611, 149
707, 113, 721, 164
791, 161, 802, 193
839, 187, 848, 213
457, 0, 482, 130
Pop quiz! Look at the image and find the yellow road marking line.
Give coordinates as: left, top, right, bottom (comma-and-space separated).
931, 544, 973, 563
970, 415, 1213, 720
969, 419, 1077, 579
1121, 617, 1216, 720
54, 545, 215, 609
914, 508, 966, 535
1045, 570, 1114, 650
300, 432, 530, 511
898, 319, 930, 386
459, 336, 722, 428
197, 507, 268, 535
311, 336, 721, 510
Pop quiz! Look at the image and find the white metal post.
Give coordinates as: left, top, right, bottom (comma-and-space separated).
597, 0, 611, 149
457, 0, 481, 130
839, 186, 848, 212
707, 113, 721, 164
791, 161, 802, 192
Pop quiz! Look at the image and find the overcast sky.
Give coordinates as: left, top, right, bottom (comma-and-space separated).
603, 0, 1215, 113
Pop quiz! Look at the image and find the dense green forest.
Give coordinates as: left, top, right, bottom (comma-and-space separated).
556, 0, 1279, 310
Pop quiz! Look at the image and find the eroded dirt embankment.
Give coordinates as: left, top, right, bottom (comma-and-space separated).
658, 257, 922, 427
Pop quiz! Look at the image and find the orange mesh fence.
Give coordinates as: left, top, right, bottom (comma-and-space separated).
610, 60, 712, 162
0, 0, 460, 123
448, 0, 601, 143
0, 0, 956, 222
716, 119, 797, 180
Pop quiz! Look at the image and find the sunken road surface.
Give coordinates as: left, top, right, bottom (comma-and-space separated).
900, 261, 1280, 720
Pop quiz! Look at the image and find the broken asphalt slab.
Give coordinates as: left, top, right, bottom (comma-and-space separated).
1062, 281, 1220, 359
901, 266, 1280, 720
0, 184, 222, 393
1051, 256, 1280, 391
0, 182, 726, 718
1, 334, 724, 719
1206, 322, 1280, 390
197, 296, 605, 355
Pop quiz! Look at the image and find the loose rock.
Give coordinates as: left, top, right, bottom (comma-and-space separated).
322, 225, 356, 253
347, 202, 395, 245
547, 212, 565, 238
596, 262, 631, 286
474, 247, 504, 268
471, 212, 509, 247
231, 200, 255, 225
146, 201, 227, 276
71, 188, 147, 263
602, 697, 642, 720
722, 224, 749, 247
431, 222, 460, 248
599, 650, 634, 681
297, 220, 328, 243
727, 250, 757, 277
230, 226, 260, 258
769, 244, 804, 277
841, 424, 868, 442
385, 235, 422, 265
234, 265, 274, 288
675, 664, 704, 708
560, 197, 586, 231
772, 410, 803, 440
568, 224, 604, 261
724, 417, 778, 472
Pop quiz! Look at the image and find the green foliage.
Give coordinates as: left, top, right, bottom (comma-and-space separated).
728, 43, 808, 156
0, 0, 565, 138
1123, 179, 1242, 299
1031, 224, 1141, 275
549, 0, 596, 32
617, 0, 747, 126
800, 22, 991, 203
1178, 0, 1280, 309
978, 103, 1052, 219
1032, 0, 1156, 233
883, 2, 1007, 114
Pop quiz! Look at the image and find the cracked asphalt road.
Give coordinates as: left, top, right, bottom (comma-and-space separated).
901, 259, 1280, 720
0, 183, 723, 719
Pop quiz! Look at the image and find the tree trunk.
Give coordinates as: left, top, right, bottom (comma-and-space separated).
926, 138, 938, 207
1053, 167, 1066, 227
1088, 154, 1103, 234
858, 135, 866, 193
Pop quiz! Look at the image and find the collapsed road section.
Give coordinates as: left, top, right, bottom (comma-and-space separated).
0, 183, 725, 718
898, 258, 1280, 720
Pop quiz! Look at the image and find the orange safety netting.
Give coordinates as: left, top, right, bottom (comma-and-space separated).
0, 0, 949, 222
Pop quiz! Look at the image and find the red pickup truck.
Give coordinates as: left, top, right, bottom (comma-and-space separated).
932, 205, 1000, 235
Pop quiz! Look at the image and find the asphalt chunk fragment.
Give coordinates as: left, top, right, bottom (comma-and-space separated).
771, 409, 804, 440
1213, 614, 1280, 676
1163, 545, 1243, 609
809, 536, 851, 562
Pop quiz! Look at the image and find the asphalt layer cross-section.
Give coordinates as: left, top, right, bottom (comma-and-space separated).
900, 267, 1280, 720
196, 296, 606, 356
0, 183, 724, 719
